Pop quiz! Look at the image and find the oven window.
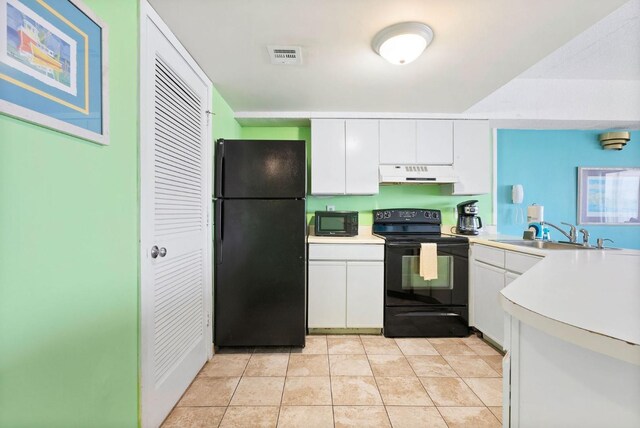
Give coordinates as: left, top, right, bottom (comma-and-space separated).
401, 255, 453, 290
320, 216, 345, 231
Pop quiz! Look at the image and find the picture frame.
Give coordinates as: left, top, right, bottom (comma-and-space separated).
0, 0, 108, 145
577, 167, 640, 225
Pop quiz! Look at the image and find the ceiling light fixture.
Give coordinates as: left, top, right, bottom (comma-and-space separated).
372, 22, 434, 65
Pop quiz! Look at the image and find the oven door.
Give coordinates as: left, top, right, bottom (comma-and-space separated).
385, 242, 468, 307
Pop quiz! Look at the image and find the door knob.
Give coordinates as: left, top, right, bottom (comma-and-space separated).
151, 246, 167, 258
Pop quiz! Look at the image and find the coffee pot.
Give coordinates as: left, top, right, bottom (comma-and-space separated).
456, 200, 483, 235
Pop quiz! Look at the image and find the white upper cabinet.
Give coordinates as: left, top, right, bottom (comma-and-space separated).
312, 118, 491, 195
379, 120, 416, 164
380, 119, 454, 166
311, 119, 345, 195
345, 120, 379, 194
447, 120, 491, 195
416, 120, 454, 165
311, 119, 379, 195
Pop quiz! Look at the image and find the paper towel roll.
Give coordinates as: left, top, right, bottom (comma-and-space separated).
527, 204, 544, 223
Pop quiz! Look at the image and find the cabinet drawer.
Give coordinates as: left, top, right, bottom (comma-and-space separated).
309, 244, 384, 261
505, 251, 542, 274
473, 244, 505, 268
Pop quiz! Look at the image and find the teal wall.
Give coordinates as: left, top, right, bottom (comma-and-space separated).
0, 1, 139, 426
240, 126, 493, 226
497, 130, 640, 249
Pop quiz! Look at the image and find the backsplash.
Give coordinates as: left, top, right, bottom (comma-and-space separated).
306, 185, 492, 226
239, 126, 493, 227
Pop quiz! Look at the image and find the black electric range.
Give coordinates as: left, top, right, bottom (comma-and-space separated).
372, 208, 470, 338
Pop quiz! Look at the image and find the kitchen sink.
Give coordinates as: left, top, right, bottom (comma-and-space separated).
490, 239, 608, 250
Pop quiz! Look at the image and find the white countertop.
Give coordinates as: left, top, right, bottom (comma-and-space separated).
466, 234, 640, 365
308, 224, 640, 363
307, 226, 385, 244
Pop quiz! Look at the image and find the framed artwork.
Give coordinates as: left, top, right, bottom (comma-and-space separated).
0, 0, 108, 145
578, 167, 640, 225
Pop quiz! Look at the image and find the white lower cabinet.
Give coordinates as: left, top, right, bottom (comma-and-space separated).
470, 244, 542, 349
473, 261, 506, 346
346, 262, 384, 327
504, 316, 640, 427
308, 261, 347, 328
308, 244, 384, 329
504, 271, 519, 286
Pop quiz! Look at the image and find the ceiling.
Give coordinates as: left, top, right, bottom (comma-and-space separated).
519, 0, 640, 80
149, 0, 634, 116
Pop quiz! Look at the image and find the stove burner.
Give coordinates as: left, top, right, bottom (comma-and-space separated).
372, 208, 467, 243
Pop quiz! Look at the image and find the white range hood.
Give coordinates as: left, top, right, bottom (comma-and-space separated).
379, 164, 459, 184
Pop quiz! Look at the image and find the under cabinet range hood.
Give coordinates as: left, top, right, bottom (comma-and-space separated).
379, 164, 459, 184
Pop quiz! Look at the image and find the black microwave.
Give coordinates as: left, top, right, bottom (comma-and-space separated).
314, 211, 358, 237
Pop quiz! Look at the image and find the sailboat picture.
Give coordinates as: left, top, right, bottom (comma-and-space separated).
3, 0, 76, 95
0, 0, 108, 145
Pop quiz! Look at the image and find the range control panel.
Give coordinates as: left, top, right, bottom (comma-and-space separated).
373, 208, 441, 225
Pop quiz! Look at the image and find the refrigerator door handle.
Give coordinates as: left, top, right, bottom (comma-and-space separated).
215, 199, 223, 264
215, 140, 224, 197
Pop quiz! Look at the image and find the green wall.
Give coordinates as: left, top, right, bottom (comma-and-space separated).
0, 1, 139, 426
240, 126, 493, 226
212, 86, 241, 141
0, 3, 492, 421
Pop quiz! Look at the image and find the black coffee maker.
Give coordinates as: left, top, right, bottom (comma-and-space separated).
456, 200, 482, 235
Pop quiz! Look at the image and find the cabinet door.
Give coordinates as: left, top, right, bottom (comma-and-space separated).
345, 120, 379, 194
449, 120, 491, 195
379, 120, 416, 164
311, 119, 345, 195
504, 271, 520, 286
473, 260, 505, 347
416, 120, 454, 165
505, 251, 541, 275
346, 262, 384, 328
308, 261, 347, 328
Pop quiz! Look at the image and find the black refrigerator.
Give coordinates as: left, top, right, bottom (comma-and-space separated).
214, 139, 306, 347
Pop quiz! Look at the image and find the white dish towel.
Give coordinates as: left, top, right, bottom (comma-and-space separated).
419, 243, 438, 280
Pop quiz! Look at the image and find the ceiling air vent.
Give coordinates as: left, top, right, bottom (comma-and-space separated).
267, 45, 302, 65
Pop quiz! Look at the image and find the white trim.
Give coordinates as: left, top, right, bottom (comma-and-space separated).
234, 111, 640, 130
140, 1, 212, 93
139, 1, 213, 426
492, 128, 498, 226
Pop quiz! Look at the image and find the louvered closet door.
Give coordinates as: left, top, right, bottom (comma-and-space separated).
141, 13, 211, 428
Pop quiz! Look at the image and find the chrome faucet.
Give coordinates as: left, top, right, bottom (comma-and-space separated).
596, 238, 614, 249
541, 221, 577, 243
579, 228, 590, 247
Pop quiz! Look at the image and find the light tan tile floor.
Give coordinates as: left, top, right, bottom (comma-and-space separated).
163, 335, 503, 427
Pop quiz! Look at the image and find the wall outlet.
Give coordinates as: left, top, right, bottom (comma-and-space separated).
326, 205, 335, 211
